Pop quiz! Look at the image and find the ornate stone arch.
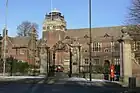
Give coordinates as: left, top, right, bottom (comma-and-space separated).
53, 41, 68, 52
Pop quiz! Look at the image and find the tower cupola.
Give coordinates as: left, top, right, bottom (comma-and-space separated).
43, 8, 66, 32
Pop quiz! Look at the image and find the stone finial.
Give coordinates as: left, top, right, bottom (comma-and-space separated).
3, 26, 8, 37
121, 26, 127, 34
118, 33, 132, 43
31, 25, 36, 33
122, 33, 132, 40
118, 27, 133, 42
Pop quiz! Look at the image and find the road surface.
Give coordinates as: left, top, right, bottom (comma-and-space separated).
0, 73, 139, 93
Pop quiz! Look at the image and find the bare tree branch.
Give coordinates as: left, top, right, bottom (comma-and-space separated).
128, 0, 140, 24
17, 21, 39, 37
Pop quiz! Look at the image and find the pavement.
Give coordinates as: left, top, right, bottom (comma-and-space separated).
0, 78, 126, 93
0, 73, 139, 93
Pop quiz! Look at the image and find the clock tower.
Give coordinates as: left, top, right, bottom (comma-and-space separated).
42, 8, 66, 47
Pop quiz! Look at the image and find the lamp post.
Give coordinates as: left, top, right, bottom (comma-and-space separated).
110, 36, 115, 81
69, 47, 72, 77
0, 34, 3, 61
78, 45, 81, 74
9, 55, 13, 76
111, 36, 114, 64
89, 0, 92, 81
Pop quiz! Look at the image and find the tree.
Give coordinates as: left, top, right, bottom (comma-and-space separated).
123, 0, 140, 35
103, 60, 110, 80
128, 0, 140, 24
94, 65, 104, 74
127, 0, 140, 27
17, 61, 29, 74
17, 21, 39, 37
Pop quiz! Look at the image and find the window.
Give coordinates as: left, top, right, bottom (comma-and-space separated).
114, 58, 120, 65
20, 50, 25, 55
104, 48, 110, 52
73, 62, 77, 65
94, 59, 100, 65
93, 42, 102, 52
135, 41, 140, 51
111, 42, 115, 52
133, 42, 136, 51
85, 59, 89, 64
85, 50, 88, 52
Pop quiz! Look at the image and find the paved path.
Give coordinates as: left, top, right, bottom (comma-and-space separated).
0, 77, 139, 93
0, 74, 139, 93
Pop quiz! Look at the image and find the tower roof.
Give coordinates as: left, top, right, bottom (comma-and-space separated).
51, 8, 60, 13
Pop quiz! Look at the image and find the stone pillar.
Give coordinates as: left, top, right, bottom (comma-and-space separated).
118, 33, 133, 84
123, 38, 132, 84
118, 39, 124, 81
40, 53, 47, 75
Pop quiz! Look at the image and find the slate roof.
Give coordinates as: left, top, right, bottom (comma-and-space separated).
6, 26, 124, 46
66, 26, 123, 40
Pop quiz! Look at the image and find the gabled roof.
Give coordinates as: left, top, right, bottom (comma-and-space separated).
66, 26, 123, 40
9, 36, 31, 45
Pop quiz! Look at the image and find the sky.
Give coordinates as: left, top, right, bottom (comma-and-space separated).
0, 0, 131, 38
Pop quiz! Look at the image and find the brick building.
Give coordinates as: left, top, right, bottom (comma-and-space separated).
1, 9, 140, 74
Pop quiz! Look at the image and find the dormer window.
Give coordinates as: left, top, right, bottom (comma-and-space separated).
20, 49, 25, 55
84, 34, 89, 38
104, 33, 110, 38
65, 36, 70, 39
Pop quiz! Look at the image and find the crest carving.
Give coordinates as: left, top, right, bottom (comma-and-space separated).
53, 41, 68, 51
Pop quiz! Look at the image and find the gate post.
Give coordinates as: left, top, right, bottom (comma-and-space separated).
118, 32, 133, 84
